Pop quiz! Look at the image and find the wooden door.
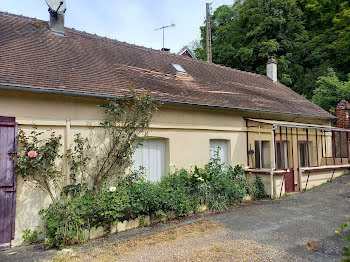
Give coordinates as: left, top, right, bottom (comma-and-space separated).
285, 168, 294, 193
0, 117, 17, 251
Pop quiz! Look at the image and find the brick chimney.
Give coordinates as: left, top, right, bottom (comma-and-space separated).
336, 100, 350, 129
266, 56, 277, 82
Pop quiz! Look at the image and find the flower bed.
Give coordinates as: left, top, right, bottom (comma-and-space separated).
38, 158, 265, 248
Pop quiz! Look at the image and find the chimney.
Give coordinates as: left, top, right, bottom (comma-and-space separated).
266, 56, 278, 82
47, 0, 66, 35
336, 100, 350, 129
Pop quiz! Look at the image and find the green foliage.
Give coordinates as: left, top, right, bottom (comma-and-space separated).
195, 0, 350, 101
252, 176, 266, 199
196, 0, 307, 89
336, 222, 350, 261
64, 133, 92, 198
198, 161, 252, 211
22, 229, 42, 245
39, 155, 263, 247
16, 85, 157, 202
16, 128, 63, 203
312, 69, 350, 112
93, 84, 158, 189
159, 169, 200, 216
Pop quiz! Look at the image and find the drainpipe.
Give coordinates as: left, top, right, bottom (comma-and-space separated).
270, 125, 277, 198
259, 126, 262, 169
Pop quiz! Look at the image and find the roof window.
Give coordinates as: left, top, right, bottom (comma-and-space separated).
171, 63, 187, 74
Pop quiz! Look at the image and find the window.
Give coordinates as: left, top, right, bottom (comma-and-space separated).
254, 141, 270, 168
276, 141, 288, 169
132, 139, 166, 182
210, 140, 228, 165
333, 132, 348, 158
299, 142, 311, 167
171, 63, 187, 74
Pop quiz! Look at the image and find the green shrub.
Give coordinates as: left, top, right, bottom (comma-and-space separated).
22, 229, 42, 245
336, 222, 350, 261
159, 169, 200, 216
39, 156, 263, 247
198, 165, 251, 211
252, 176, 265, 199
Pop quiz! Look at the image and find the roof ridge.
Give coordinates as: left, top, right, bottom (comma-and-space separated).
68, 26, 266, 79
0, 11, 267, 81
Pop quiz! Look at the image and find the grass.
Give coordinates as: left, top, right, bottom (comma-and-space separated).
47, 220, 220, 262
46, 219, 290, 262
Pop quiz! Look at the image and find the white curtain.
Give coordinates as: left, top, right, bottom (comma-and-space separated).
210, 140, 228, 164
132, 139, 166, 182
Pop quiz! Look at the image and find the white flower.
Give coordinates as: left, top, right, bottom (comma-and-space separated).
199, 177, 204, 182
109, 186, 116, 192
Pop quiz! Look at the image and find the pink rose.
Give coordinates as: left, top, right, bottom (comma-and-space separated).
28, 150, 38, 158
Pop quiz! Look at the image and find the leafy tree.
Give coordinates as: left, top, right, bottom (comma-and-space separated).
196, 0, 307, 87
296, 0, 350, 97
195, 0, 350, 101
312, 69, 350, 112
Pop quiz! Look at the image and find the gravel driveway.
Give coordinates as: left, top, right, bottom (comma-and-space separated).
1, 174, 349, 262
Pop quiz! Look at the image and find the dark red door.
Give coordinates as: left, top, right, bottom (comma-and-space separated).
0, 117, 17, 251
285, 169, 294, 193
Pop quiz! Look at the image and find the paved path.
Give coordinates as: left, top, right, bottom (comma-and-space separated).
1, 174, 349, 261
208, 174, 350, 261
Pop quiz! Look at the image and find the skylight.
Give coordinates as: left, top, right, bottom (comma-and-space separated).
171, 63, 187, 74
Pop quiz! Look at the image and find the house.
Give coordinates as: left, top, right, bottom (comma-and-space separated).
177, 46, 196, 58
0, 10, 349, 249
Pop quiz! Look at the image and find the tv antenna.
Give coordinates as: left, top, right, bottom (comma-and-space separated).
155, 23, 175, 50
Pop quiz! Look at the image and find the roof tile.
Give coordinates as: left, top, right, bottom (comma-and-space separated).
0, 12, 334, 119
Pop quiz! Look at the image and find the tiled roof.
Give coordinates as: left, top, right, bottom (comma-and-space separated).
0, 12, 334, 119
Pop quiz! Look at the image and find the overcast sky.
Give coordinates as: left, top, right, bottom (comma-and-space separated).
1, 0, 233, 53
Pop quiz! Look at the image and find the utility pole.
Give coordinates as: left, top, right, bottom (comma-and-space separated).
206, 3, 212, 63
155, 24, 175, 50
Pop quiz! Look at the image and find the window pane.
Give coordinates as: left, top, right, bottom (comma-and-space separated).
255, 141, 261, 168
133, 139, 166, 182
210, 140, 228, 164
276, 142, 288, 169
254, 141, 270, 169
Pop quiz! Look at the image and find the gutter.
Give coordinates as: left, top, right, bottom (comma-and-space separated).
0, 83, 336, 120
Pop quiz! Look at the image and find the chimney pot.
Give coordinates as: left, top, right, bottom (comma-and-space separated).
267, 56, 278, 82
49, 12, 65, 35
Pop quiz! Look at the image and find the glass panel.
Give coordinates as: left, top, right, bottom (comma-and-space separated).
132, 139, 166, 182
254, 141, 270, 168
210, 140, 228, 165
276, 142, 288, 169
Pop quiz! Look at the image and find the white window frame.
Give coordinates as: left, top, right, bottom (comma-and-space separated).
209, 139, 229, 165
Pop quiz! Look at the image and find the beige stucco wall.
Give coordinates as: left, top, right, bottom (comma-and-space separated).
301, 169, 345, 189
0, 90, 342, 246
0, 90, 248, 246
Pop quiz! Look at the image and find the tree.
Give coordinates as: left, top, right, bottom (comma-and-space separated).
296, 0, 350, 97
195, 0, 307, 88
195, 0, 350, 101
312, 69, 350, 113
